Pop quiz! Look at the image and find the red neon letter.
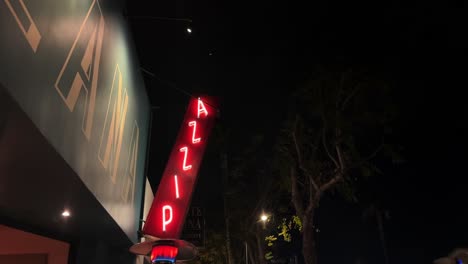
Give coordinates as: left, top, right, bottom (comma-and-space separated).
197, 98, 208, 118
179, 146, 192, 171
162, 205, 173, 232
188, 121, 201, 144
174, 175, 180, 199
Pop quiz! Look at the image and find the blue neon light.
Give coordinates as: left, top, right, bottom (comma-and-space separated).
153, 257, 175, 263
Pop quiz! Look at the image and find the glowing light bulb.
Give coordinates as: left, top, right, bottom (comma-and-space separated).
62, 210, 71, 217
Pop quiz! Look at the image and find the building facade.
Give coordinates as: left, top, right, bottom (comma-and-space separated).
0, 0, 152, 263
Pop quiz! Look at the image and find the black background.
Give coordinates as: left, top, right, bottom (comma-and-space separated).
124, 0, 467, 263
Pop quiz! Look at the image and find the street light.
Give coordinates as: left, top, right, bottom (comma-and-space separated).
259, 213, 270, 230
61, 209, 71, 217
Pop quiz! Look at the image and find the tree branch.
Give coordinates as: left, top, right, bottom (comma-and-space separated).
309, 172, 320, 207
336, 70, 350, 109
292, 115, 319, 191
320, 174, 342, 193
363, 143, 385, 161
291, 166, 304, 219
349, 143, 385, 169
319, 101, 340, 169
335, 145, 345, 172
341, 83, 362, 111
322, 129, 339, 168
292, 115, 303, 165
308, 180, 322, 216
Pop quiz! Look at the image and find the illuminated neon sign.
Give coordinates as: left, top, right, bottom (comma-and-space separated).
143, 97, 218, 238
188, 121, 201, 144
179, 147, 192, 171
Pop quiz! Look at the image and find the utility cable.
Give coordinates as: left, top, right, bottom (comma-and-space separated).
139, 66, 220, 113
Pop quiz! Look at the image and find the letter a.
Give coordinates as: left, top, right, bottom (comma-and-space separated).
4, 0, 42, 52
55, 0, 105, 140
197, 98, 208, 118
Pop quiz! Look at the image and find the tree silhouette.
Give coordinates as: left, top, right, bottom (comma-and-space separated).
271, 66, 397, 264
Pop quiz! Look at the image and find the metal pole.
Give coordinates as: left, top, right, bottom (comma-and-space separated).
222, 152, 234, 264
125, 15, 192, 23
245, 241, 248, 264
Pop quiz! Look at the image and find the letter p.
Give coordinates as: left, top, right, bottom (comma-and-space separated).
162, 205, 173, 232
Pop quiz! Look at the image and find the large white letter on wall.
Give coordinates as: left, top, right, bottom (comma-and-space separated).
55, 0, 104, 140
98, 64, 128, 184
4, 0, 41, 52
122, 122, 140, 203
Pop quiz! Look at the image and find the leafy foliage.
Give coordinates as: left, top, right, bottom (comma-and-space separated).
191, 230, 227, 264
267, 66, 398, 264
265, 235, 277, 247
270, 216, 302, 242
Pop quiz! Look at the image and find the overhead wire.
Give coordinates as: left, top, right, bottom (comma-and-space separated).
139, 66, 220, 113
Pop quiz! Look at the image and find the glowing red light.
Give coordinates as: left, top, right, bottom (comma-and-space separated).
197, 98, 208, 118
150, 245, 179, 262
188, 121, 201, 144
162, 205, 173, 232
174, 175, 180, 199
179, 146, 192, 171
142, 96, 218, 238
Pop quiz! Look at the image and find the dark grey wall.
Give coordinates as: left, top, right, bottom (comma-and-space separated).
0, 0, 150, 242
0, 84, 136, 263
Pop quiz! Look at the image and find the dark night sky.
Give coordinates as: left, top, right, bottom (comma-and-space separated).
124, 0, 466, 263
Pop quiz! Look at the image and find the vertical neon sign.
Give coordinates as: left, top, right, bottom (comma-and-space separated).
143, 97, 218, 238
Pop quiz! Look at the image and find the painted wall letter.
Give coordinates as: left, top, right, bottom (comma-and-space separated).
55, 0, 105, 140
98, 65, 128, 183
4, 0, 41, 52
122, 122, 139, 203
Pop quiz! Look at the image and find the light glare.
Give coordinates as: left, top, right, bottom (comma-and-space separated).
62, 210, 71, 217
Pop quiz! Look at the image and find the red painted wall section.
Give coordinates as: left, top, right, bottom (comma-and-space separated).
0, 225, 69, 264
143, 97, 218, 239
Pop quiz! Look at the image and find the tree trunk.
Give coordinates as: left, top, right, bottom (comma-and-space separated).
302, 210, 317, 264
376, 210, 389, 264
